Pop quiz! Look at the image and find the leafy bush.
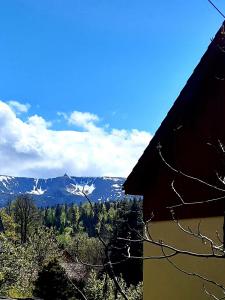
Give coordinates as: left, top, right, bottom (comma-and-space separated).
85, 270, 143, 300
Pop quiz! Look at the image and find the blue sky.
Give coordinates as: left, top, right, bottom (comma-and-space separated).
0, 0, 224, 178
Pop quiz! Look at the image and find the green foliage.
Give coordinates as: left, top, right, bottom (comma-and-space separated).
0, 209, 17, 241
57, 226, 73, 247
42, 201, 120, 239
12, 195, 40, 243
0, 234, 36, 297
85, 270, 143, 300
42, 199, 143, 285
0, 196, 143, 299
34, 259, 75, 300
0, 206, 35, 296
29, 226, 61, 267
67, 232, 105, 267
0, 226, 61, 297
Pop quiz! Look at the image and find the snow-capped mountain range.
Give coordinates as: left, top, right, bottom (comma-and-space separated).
0, 174, 126, 207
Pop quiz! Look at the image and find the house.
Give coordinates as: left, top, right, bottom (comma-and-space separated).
124, 22, 225, 299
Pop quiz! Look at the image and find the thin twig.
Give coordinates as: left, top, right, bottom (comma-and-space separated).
74, 254, 129, 268
204, 285, 225, 300
118, 235, 223, 259
208, 0, 225, 19
170, 209, 224, 254
68, 276, 88, 300
158, 147, 225, 192
168, 180, 225, 209
123, 252, 178, 260
81, 189, 129, 300
161, 247, 225, 292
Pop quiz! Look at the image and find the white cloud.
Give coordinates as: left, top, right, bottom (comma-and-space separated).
0, 101, 152, 178
27, 115, 52, 128
68, 111, 99, 128
7, 100, 30, 114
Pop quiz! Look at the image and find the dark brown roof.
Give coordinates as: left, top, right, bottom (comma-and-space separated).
124, 22, 225, 210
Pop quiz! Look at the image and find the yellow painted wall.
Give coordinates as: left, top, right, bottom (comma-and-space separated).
144, 216, 225, 299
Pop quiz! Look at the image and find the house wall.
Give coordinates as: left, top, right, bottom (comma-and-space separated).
144, 216, 225, 299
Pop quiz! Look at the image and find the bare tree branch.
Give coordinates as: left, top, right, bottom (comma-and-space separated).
161, 246, 225, 294
207, 0, 225, 19
68, 276, 89, 300
168, 180, 225, 209
204, 285, 225, 300
158, 145, 225, 193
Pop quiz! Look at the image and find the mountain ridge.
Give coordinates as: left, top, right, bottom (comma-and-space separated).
0, 174, 126, 207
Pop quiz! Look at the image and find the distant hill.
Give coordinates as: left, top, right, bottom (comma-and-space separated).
0, 174, 125, 207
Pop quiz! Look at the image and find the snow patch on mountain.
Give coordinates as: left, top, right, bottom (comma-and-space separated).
27, 187, 47, 195
103, 177, 121, 182
0, 176, 14, 182
26, 178, 47, 195
0, 174, 126, 207
112, 184, 120, 189
66, 183, 95, 196
0, 176, 14, 189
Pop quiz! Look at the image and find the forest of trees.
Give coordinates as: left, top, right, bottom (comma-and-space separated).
0, 195, 143, 299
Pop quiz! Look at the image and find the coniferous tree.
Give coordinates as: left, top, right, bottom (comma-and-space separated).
108, 199, 143, 285
34, 260, 74, 300
54, 204, 62, 230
